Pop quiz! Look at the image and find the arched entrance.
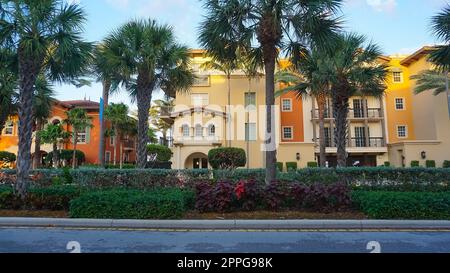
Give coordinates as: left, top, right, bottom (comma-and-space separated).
185, 152, 208, 169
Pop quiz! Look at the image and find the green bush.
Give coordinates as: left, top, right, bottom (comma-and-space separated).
410, 161, 420, 167
384, 162, 391, 167
69, 188, 194, 219
147, 144, 173, 162
352, 191, 450, 219
45, 150, 85, 164
286, 162, 298, 172
0, 151, 16, 162
444, 160, 450, 168
208, 147, 246, 170
426, 160, 436, 168
307, 162, 318, 168
276, 162, 283, 172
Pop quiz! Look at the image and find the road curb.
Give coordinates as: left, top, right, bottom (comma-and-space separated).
1, 218, 450, 230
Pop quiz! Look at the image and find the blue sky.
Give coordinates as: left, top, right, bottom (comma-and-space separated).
60, 0, 450, 110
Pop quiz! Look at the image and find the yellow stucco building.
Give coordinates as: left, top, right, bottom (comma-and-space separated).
163, 47, 450, 170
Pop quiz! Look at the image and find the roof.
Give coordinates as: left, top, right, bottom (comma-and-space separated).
400, 46, 437, 66
60, 100, 100, 110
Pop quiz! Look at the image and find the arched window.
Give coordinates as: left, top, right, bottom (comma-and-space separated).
208, 124, 216, 136
195, 124, 203, 137
52, 119, 61, 125
182, 124, 190, 137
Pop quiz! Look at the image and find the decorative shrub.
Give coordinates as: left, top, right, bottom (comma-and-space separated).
426, 160, 436, 168
276, 162, 283, 172
0, 151, 16, 162
234, 180, 263, 211
384, 162, 391, 167
444, 160, 450, 168
208, 148, 246, 170
410, 161, 420, 167
147, 144, 173, 162
352, 191, 450, 219
45, 150, 85, 165
69, 188, 194, 219
286, 162, 298, 172
307, 162, 319, 168
264, 181, 291, 210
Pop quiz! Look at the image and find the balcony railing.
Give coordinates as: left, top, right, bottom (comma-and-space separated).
122, 140, 135, 149
312, 108, 382, 119
315, 137, 385, 148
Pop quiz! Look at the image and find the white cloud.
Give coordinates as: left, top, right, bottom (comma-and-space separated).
105, 0, 130, 9
366, 0, 397, 13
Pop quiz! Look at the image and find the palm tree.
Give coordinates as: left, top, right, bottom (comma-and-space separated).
32, 75, 55, 169
65, 108, 93, 169
199, 0, 342, 183
105, 103, 129, 166
327, 34, 387, 167
150, 98, 175, 145
0, 48, 18, 136
0, 0, 93, 197
276, 47, 332, 167
38, 123, 70, 168
411, 70, 450, 95
103, 19, 194, 168
201, 55, 239, 147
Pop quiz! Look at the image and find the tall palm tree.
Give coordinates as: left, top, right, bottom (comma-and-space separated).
32, 75, 55, 169
105, 103, 129, 166
276, 47, 332, 167
199, 0, 342, 183
65, 108, 93, 169
411, 70, 450, 95
0, 48, 18, 136
0, 0, 93, 197
38, 123, 70, 168
201, 55, 239, 147
326, 34, 387, 167
103, 19, 194, 168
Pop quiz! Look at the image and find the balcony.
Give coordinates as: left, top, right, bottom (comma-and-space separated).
160, 106, 174, 125
122, 140, 135, 150
173, 136, 222, 146
315, 137, 386, 148
312, 108, 383, 120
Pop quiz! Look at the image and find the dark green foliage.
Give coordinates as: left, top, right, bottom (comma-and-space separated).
45, 150, 85, 164
352, 191, 450, 219
384, 162, 391, 167
411, 161, 420, 167
444, 160, 450, 168
69, 188, 194, 219
426, 160, 436, 168
286, 162, 298, 172
208, 148, 246, 170
307, 162, 319, 168
0, 151, 16, 162
276, 162, 283, 172
147, 144, 173, 162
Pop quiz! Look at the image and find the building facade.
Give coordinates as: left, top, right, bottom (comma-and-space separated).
166, 47, 450, 170
0, 99, 137, 166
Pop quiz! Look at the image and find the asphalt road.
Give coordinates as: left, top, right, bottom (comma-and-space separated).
1, 227, 450, 253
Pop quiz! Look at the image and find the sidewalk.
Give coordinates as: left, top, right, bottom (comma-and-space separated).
1, 218, 450, 230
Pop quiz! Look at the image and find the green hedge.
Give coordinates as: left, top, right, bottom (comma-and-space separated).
426, 160, 436, 168
45, 150, 85, 164
208, 147, 246, 170
352, 191, 450, 219
276, 162, 283, 172
411, 161, 420, 167
307, 162, 318, 168
147, 144, 172, 162
0, 151, 16, 162
0, 185, 81, 210
286, 162, 298, 172
444, 160, 450, 168
69, 188, 194, 219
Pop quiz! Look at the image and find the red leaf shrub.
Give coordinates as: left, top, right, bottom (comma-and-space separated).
265, 181, 291, 210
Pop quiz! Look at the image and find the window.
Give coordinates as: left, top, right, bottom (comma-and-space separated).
353, 99, 367, 118
395, 98, 405, 110
397, 125, 407, 138
354, 127, 367, 147
281, 99, 292, 112
393, 71, 403, 83
77, 127, 87, 144
110, 136, 115, 146
193, 75, 211, 87
105, 151, 111, 163
245, 123, 256, 141
195, 124, 203, 137
182, 125, 190, 137
245, 92, 256, 110
4, 121, 13, 135
282, 127, 293, 140
324, 127, 332, 147
208, 124, 216, 136
191, 93, 209, 106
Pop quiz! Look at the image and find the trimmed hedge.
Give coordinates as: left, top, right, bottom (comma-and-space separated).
147, 144, 172, 162
307, 162, 318, 168
426, 160, 436, 168
286, 162, 298, 172
0, 151, 16, 162
352, 191, 450, 219
411, 161, 420, 167
444, 160, 450, 168
276, 162, 283, 172
69, 188, 194, 219
208, 147, 246, 170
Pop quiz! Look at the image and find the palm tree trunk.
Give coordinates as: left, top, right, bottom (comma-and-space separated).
120, 137, 123, 169
317, 95, 327, 167
16, 50, 41, 198
333, 89, 350, 168
52, 141, 59, 168
72, 133, 77, 169
262, 49, 277, 185
99, 80, 111, 168
136, 73, 155, 169
113, 130, 117, 166
227, 74, 231, 147
33, 118, 43, 169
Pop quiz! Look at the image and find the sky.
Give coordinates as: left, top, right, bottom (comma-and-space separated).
59, 0, 450, 111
